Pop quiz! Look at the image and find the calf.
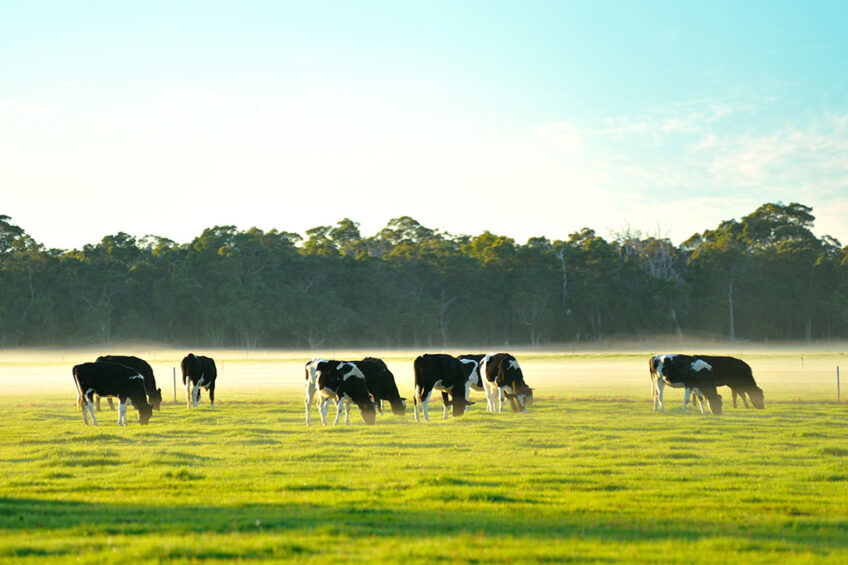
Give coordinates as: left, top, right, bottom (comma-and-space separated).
314, 360, 377, 425
412, 354, 476, 422
73, 361, 153, 426
357, 357, 406, 416
694, 355, 764, 409
655, 354, 723, 415
96, 355, 163, 410
181, 353, 217, 409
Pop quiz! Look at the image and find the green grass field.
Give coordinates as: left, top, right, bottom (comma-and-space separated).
1, 348, 847, 563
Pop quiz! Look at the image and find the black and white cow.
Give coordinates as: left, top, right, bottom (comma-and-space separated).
96, 355, 163, 410
412, 354, 476, 422
654, 354, 723, 415
313, 360, 377, 425
694, 355, 764, 409
73, 361, 153, 426
473, 353, 533, 413
357, 357, 406, 416
181, 353, 217, 409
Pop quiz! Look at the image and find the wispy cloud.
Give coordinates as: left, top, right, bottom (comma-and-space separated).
531, 98, 848, 242
0, 99, 47, 120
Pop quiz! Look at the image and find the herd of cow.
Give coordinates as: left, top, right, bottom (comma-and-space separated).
70, 350, 765, 426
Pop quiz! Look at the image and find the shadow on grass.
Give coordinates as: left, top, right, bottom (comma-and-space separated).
1, 496, 846, 551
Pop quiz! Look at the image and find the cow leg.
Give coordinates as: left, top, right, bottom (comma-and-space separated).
498, 388, 506, 413
117, 401, 126, 426
208, 384, 215, 410
318, 397, 330, 426
692, 390, 707, 414
81, 394, 91, 425
656, 378, 665, 412
185, 379, 192, 408
413, 386, 421, 422
682, 388, 691, 412
420, 387, 433, 423
87, 399, 98, 426
344, 399, 352, 425
305, 382, 316, 426
107, 398, 115, 411
441, 391, 451, 420
192, 384, 201, 408
333, 399, 344, 426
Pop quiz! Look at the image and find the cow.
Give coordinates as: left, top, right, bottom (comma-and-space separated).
412, 354, 476, 422
72, 361, 153, 426
357, 357, 406, 416
313, 360, 377, 425
96, 355, 163, 410
181, 353, 217, 409
693, 355, 764, 409
304, 358, 328, 426
465, 353, 533, 413
654, 354, 723, 415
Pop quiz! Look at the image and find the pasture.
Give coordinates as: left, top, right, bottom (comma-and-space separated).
1, 346, 847, 563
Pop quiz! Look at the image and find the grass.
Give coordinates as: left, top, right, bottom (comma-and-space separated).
1, 350, 847, 563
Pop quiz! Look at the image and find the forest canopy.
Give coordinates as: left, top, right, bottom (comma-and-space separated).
1, 202, 846, 348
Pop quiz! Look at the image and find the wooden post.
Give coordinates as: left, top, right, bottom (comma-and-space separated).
838, 366, 841, 404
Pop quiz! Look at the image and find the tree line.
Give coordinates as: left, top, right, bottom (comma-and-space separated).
1, 202, 846, 348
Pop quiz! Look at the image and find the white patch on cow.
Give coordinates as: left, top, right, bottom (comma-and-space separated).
339, 363, 366, 381
690, 359, 712, 372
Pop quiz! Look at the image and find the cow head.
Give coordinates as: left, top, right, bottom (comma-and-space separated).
451, 395, 474, 417
504, 384, 534, 413
703, 391, 722, 415
358, 401, 377, 425
136, 402, 153, 425
389, 397, 407, 416
748, 387, 765, 409
150, 387, 163, 410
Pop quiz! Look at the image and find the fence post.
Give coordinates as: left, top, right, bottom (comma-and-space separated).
173, 367, 177, 404
838, 366, 841, 404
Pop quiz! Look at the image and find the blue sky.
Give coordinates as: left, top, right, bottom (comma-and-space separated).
2, 1, 847, 249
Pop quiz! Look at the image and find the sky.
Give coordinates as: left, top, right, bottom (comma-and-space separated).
2, 0, 847, 250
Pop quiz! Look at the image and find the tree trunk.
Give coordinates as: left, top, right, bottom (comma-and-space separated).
728, 271, 736, 341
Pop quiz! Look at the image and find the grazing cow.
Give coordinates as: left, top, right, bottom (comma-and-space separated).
412, 354, 476, 422
477, 353, 533, 413
314, 360, 377, 425
96, 355, 163, 410
357, 357, 406, 416
181, 353, 217, 409
304, 358, 328, 426
655, 354, 723, 415
693, 355, 764, 409
73, 361, 153, 426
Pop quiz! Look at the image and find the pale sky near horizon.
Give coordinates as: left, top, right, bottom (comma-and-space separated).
2, 1, 847, 251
